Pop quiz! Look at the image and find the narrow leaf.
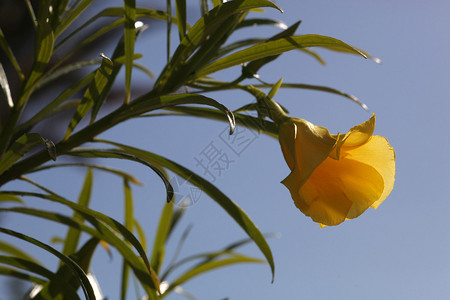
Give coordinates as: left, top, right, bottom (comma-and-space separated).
0, 240, 37, 262
242, 21, 301, 78
124, 0, 136, 103
67, 149, 174, 203
120, 179, 134, 300
167, 255, 265, 294
30, 163, 142, 186
63, 54, 114, 140
175, 0, 187, 41
55, 0, 96, 37
253, 82, 369, 110
61, 169, 93, 259
0, 193, 160, 298
0, 28, 24, 80
93, 140, 276, 281
0, 133, 51, 176
154, 0, 282, 92
34, 238, 100, 300
151, 202, 174, 274
21, 8, 54, 105
236, 18, 287, 30
196, 34, 367, 78
129, 93, 235, 135
0, 63, 13, 107
0, 255, 55, 281
0, 266, 46, 285
0, 227, 95, 299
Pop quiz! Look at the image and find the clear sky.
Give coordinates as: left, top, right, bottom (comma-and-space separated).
2, 0, 450, 299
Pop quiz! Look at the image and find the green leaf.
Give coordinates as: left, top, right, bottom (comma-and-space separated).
55, 8, 171, 51
0, 255, 55, 281
63, 54, 114, 140
0, 28, 24, 80
120, 179, 134, 300
124, 0, 136, 104
242, 21, 301, 78
267, 78, 283, 99
0, 193, 160, 298
200, 0, 209, 16
67, 149, 174, 203
175, 0, 187, 40
0, 193, 23, 204
18, 74, 94, 136
36, 59, 100, 90
133, 220, 147, 251
236, 18, 288, 30
0, 133, 53, 176
129, 93, 236, 135
253, 82, 369, 110
160, 105, 278, 138
55, 0, 96, 37
61, 169, 93, 259
92, 140, 276, 281
33, 238, 100, 300
151, 202, 174, 274
0, 227, 95, 299
24, 0, 38, 29
0, 266, 46, 285
166, 254, 265, 294
0, 240, 37, 262
166, 0, 173, 63
21, 5, 54, 106
196, 34, 367, 78
154, 0, 282, 92
30, 163, 142, 185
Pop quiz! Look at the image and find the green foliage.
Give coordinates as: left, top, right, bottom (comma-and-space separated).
0, 0, 373, 298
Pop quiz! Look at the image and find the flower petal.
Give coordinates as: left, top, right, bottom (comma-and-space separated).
329, 114, 376, 159
279, 118, 337, 186
284, 155, 385, 226
342, 135, 396, 210
343, 113, 376, 147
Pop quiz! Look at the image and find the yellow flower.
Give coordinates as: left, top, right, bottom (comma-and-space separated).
279, 114, 395, 227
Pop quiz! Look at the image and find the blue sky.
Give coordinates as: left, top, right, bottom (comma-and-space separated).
2, 0, 450, 299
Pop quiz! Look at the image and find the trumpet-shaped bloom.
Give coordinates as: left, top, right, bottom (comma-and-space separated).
279, 114, 395, 227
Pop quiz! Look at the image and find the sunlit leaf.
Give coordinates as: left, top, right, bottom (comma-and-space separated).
236, 18, 287, 30
129, 93, 236, 135
253, 82, 368, 110
196, 34, 366, 78
92, 140, 276, 281
166, 254, 265, 294
55, 0, 96, 37
18, 75, 93, 136
0, 227, 95, 299
242, 21, 301, 78
33, 238, 100, 300
63, 54, 114, 140
67, 148, 174, 203
61, 169, 93, 260
151, 202, 174, 274
30, 163, 142, 185
0, 240, 37, 262
0, 194, 160, 298
154, 0, 282, 92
